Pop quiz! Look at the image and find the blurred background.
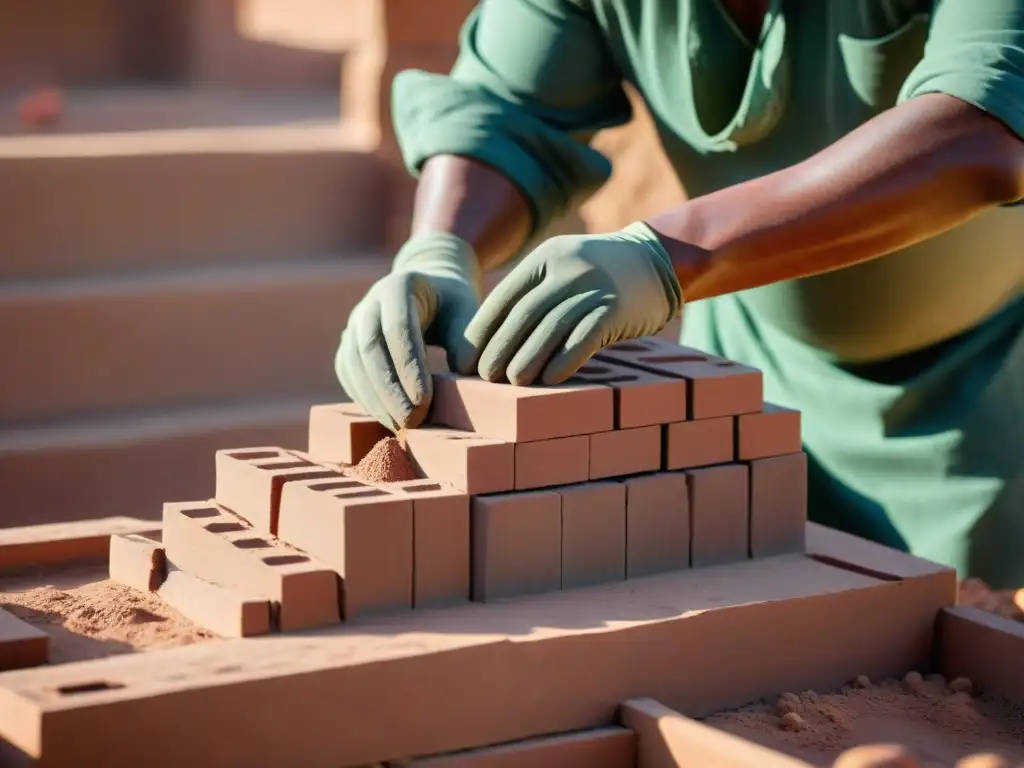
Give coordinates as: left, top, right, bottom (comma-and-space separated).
0, 0, 685, 528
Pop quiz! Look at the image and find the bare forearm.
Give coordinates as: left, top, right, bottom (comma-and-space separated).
410, 155, 533, 270
648, 93, 1024, 302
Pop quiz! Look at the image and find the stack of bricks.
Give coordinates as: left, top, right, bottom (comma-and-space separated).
107, 336, 806, 636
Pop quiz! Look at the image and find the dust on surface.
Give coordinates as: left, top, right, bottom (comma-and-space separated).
706, 674, 1024, 767
1, 566, 213, 663
348, 435, 418, 484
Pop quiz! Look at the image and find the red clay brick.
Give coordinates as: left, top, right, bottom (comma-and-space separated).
663, 416, 734, 470
471, 490, 561, 602
736, 403, 802, 460
937, 605, 1024, 703
429, 373, 614, 442
596, 337, 762, 419
108, 533, 166, 593
0, 517, 160, 574
687, 464, 750, 568
214, 447, 344, 534
278, 478, 413, 619
162, 501, 341, 632
405, 427, 514, 495
590, 426, 661, 480
570, 359, 687, 428
393, 726, 637, 766
749, 452, 807, 558
622, 473, 689, 578
516, 435, 589, 490
0, 607, 48, 671
157, 567, 271, 638
308, 403, 391, 465
559, 482, 626, 589
388, 480, 470, 609
621, 698, 810, 767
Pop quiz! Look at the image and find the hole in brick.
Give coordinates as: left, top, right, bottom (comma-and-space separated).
441, 435, 478, 441
57, 681, 126, 696
402, 483, 442, 493
262, 554, 310, 566
608, 341, 655, 352
180, 507, 219, 519
578, 364, 612, 375
265, 461, 312, 471
205, 522, 246, 534
713, 361, 736, 367
583, 375, 639, 385
638, 354, 707, 364
334, 488, 387, 499
227, 450, 280, 461
308, 480, 365, 492
232, 537, 272, 550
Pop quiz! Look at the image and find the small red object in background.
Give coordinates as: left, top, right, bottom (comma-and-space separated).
18, 87, 63, 127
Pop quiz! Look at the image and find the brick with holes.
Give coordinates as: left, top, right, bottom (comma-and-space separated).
404, 427, 514, 494
388, 480, 470, 608
429, 373, 614, 442
570, 359, 687, 428
307, 403, 391, 465
214, 447, 345, 534
596, 337, 763, 419
277, 477, 413, 618
162, 501, 341, 631
108, 533, 166, 593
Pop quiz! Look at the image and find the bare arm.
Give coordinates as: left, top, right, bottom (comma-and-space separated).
650, 93, 1024, 302
410, 155, 533, 271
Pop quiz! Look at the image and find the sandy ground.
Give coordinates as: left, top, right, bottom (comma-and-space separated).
707, 674, 1024, 767
0, 566, 212, 663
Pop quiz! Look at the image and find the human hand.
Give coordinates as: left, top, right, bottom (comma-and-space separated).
454, 222, 683, 385
335, 233, 480, 432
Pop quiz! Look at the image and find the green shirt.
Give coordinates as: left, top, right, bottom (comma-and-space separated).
393, 0, 1024, 362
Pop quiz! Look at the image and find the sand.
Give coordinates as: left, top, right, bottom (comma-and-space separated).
958, 578, 1024, 623
348, 435, 419, 484
0, 567, 213, 663
706, 674, 1024, 767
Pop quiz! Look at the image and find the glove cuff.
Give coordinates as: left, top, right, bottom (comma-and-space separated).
619, 221, 685, 320
392, 232, 483, 298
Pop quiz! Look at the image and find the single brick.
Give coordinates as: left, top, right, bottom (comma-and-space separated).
560, 482, 626, 589
749, 452, 807, 558
214, 447, 344, 534
388, 480, 471, 609
570, 359, 687, 428
157, 567, 271, 638
0, 607, 48, 671
736, 403, 802, 460
516, 435, 589, 490
622, 473, 690, 578
687, 464, 750, 568
663, 416, 734, 470
308, 403, 391, 465
392, 726, 637, 767
278, 478, 413, 619
590, 426, 661, 480
471, 490, 561, 602
108, 534, 166, 593
430, 373, 614, 442
596, 337, 763, 419
405, 427, 514, 495
162, 501, 341, 632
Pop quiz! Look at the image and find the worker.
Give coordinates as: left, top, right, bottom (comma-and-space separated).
335, 0, 1024, 587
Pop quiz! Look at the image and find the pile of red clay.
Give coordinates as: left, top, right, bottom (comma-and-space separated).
706, 672, 1024, 766
959, 578, 1024, 622
349, 435, 419, 484
1, 578, 212, 663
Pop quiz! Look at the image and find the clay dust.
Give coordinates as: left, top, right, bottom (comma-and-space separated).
1, 575, 213, 664
348, 435, 419, 484
706, 674, 1024, 766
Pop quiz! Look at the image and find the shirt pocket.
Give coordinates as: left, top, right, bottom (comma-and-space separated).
837, 13, 929, 118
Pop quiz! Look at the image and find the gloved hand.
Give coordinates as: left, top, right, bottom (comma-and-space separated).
335, 232, 481, 432
454, 222, 683, 386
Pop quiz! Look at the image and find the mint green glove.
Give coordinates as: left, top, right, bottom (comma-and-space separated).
335, 233, 481, 432
454, 222, 683, 386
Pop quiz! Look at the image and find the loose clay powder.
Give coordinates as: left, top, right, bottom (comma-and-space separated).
351, 436, 418, 484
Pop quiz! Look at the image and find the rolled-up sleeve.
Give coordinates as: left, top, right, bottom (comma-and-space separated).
392, 0, 630, 236
898, 0, 1024, 142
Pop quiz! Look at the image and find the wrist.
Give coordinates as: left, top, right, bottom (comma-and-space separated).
619, 221, 686, 319
641, 211, 715, 302
392, 232, 483, 297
